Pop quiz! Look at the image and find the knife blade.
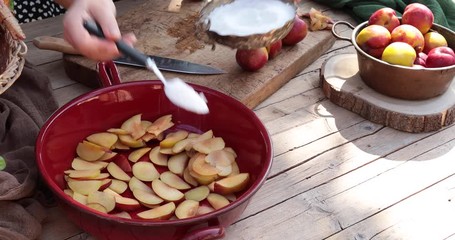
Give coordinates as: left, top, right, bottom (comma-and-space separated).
113, 56, 225, 75
33, 36, 225, 75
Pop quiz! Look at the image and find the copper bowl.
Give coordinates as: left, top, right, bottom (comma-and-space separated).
196, 0, 296, 49
35, 61, 273, 240
332, 20, 455, 100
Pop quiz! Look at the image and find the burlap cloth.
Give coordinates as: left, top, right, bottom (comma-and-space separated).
0, 61, 59, 240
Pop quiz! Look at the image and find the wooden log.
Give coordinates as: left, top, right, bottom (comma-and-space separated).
321, 54, 455, 133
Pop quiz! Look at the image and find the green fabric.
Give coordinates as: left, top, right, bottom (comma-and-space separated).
311, 0, 455, 31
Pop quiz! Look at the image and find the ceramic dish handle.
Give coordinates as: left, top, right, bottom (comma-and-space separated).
97, 61, 122, 87
331, 21, 355, 42
182, 226, 225, 240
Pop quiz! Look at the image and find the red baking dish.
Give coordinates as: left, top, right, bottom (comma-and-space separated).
35, 61, 273, 240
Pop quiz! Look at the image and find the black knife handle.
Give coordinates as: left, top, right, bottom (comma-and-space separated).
83, 20, 149, 65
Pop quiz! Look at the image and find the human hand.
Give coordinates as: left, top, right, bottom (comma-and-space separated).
62, 0, 136, 61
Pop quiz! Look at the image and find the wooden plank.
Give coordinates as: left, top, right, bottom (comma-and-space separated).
327, 174, 455, 239
226, 125, 455, 239
61, 0, 338, 109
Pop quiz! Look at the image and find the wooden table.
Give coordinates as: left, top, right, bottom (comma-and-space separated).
21, 1, 455, 239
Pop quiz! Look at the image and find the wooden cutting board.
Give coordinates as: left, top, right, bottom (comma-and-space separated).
63, 0, 336, 109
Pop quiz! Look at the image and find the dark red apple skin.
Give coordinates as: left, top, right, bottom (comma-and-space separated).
266, 40, 283, 59
426, 46, 455, 68
282, 16, 308, 46
235, 47, 269, 72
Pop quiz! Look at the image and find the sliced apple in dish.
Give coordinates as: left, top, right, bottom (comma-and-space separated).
160, 171, 191, 190
207, 193, 230, 210
121, 113, 146, 140
114, 195, 141, 211
76, 140, 108, 161
160, 130, 189, 148
128, 176, 153, 193
149, 146, 168, 166
107, 162, 131, 182
175, 200, 199, 219
71, 157, 106, 171
132, 161, 160, 182
151, 179, 184, 202
128, 147, 151, 163
213, 173, 250, 195
86, 132, 118, 149
67, 179, 103, 196
108, 179, 128, 194
184, 185, 210, 202
87, 191, 116, 213
167, 152, 188, 176
132, 188, 164, 206
137, 202, 176, 220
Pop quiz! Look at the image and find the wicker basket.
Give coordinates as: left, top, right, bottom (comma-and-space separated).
0, 1, 27, 95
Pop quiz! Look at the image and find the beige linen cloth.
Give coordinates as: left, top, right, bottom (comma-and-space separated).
0, 62, 59, 240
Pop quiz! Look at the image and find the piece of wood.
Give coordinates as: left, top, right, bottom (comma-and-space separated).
321, 53, 455, 133
62, 0, 337, 109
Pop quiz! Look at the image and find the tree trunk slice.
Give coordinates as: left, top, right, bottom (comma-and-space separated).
321, 54, 455, 133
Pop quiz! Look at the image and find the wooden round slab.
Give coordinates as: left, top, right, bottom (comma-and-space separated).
321, 54, 455, 133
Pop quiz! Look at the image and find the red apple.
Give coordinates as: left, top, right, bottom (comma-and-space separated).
266, 40, 282, 59
391, 24, 425, 53
355, 25, 391, 58
425, 46, 455, 68
402, 3, 434, 35
423, 31, 448, 54
413, 52, 428, 67
282, 16, 308, 46
368, 7, 400, 32
235, 47, 268, 71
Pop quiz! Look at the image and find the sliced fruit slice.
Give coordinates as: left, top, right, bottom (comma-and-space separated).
207, 193, 230, 210
121, 113, 145, 140
87, 191, 116, 212
184, 185, 210, 202
114, 195, 141, 211
118, 134, 145, 148
149, 146, 168, 166
72, 191, 88, 205
67, 179, 102, 195
71, 157, 106, 171
86, 132, 118, 149
128, 147, 151, 163
160, 130, 189, 148
107, 162, 131, 182
132, 161, 160, 182
112, 211, 132, 219
197, 205, 215, 216
146, 114, 174, 136
151, 179, 184, 202
160, 171, 191, 190
168, 152, 189, 176
87, 202, 107, 214
132, 188, 164, 206
137, 202, 176, 220
183, 167, 199, 187
65, 169, 101, 179
129, 176, 153, 193
175, 200, 199, 219
193, 137, 225, 154
192, 153, 219, 176
108, 179, 128, 194
76, 140, 108, 161
213, 173, 250, 195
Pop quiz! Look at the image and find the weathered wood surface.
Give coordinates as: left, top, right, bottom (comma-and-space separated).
321, 53, 455, 133
61, 0, 341, 109
18, 1, 455, 240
